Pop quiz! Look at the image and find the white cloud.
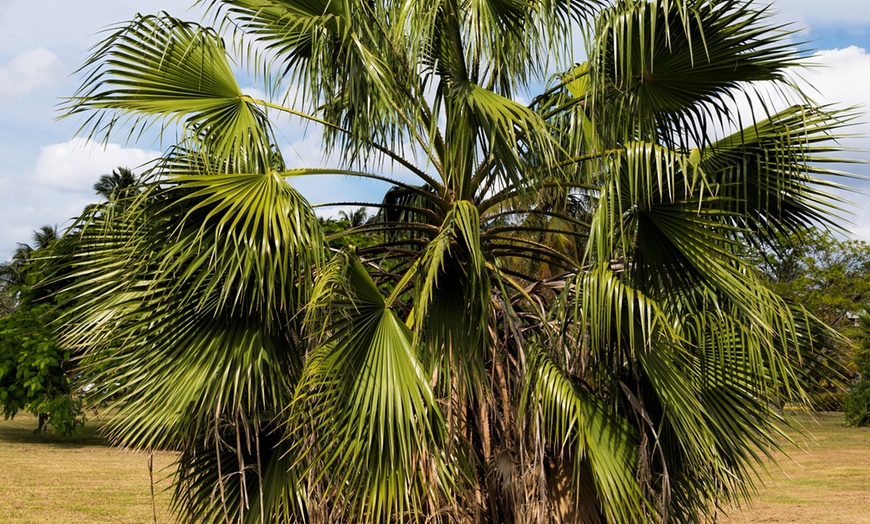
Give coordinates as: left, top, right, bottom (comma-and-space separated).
0, 47, 62, 97
797, 47, 870, 112
1, 138, 162, 257
33, 138, 160, 192
0, 184, 95, 262
716, 46, 870, 138
795, 47, 870, 240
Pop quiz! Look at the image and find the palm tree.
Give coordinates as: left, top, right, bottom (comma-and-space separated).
0, 245, 32, 291
93, 167, 139, 201
0, 225, 59, 295
60, 0, 857, 522
32, 225, 58, 250
337, 207, 368, 228
1, 224, 61, 319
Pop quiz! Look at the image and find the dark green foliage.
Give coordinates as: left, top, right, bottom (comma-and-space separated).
758, 229, 870, 332
0, 305, 85, 434
808, 391, 848, 412
844, 309, 870, 426
754, 228, 870, 409
319, 208, 377, 251
843, 382, 870, 427
0, 227, 86, 435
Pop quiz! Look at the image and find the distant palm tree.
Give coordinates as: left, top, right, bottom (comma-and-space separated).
93, 167, 138, 201
0, 244, 32, 289
338, 207, 368, 228
0, 225, 59, 302
31, 225, 58, 250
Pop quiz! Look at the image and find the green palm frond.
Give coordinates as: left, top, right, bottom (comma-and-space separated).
528, 347, 645, 524
406, 0, 601, 96
703, 104, 861, 238
590, 0, 803, 145
60, 179, 314, 524
62, 172, 317, 448
296, 255, 451, 523
214, 0, 423, 167
459, 81, 562, 196
152, 170, 322, 321
64, 13, 276, 168
577, 264, 674, 360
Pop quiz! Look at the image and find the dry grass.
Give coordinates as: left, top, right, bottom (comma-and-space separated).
0, 413, 176, 524
721, 411, 870, 524
0, 411, 867, 523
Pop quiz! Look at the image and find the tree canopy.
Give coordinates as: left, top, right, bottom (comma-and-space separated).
844, 307, 870, 427
0, 226, 86, 434
758, 229, 870, 331
58, 0, 860, 522
754, 229, 870, 406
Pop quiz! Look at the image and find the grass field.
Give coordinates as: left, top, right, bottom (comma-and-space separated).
0, 413, 175, 524
721, 411, 870, 524
0, 411, 867, 523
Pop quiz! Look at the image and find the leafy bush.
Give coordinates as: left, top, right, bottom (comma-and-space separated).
844, 308, 870, 426
809, 391, 846, 412
843, 381, 870, 427
0, 306, 85, 434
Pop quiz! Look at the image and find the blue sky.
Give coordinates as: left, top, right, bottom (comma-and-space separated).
1, 0, 869, 259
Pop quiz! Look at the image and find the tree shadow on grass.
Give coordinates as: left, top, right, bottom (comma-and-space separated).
0, 417, 107, 448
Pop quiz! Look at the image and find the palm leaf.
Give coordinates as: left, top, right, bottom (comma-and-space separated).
589, 0, 804, 147
294, 254, 451, 522
64, 13, 275, 167
527, 347, 646, 523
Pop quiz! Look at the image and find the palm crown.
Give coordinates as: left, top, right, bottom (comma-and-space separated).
60, 0, 857, 522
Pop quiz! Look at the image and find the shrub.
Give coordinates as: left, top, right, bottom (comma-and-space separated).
0, 307, 85, 434
810, 391, 846, 412
844, 381, 870, 427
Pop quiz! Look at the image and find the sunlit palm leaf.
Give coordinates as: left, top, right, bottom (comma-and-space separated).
152, 170, 322, 322
591, 0, 803, 145
295, 255, 451, 522
703, 104, 860, 238
64, 13, 275, 166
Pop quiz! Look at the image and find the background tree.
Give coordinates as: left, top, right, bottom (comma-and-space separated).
319, 208, 377, 250
93, 166, 139, 202
59, 0, 859, 522
0, 226, 85, 434
754, 228, 870, 407
337, 207, 368, 228
0, 225, 61, 312
758, 229, 870, 330
0, 165, 137, 435
844, 307, 870, 426
0, 226, 57, 298
0, 248, 27, 316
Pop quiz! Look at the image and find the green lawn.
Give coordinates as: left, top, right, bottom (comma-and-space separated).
0, 411, 867, 523
722, 411, 870, 524
0, 414, 175, 524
